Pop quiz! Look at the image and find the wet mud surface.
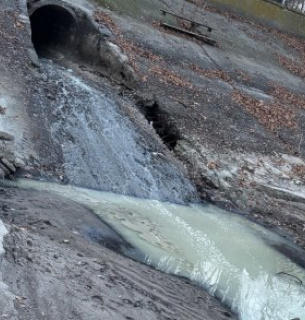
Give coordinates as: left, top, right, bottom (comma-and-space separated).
0, 186, 235, 320
97, 0, 305, 250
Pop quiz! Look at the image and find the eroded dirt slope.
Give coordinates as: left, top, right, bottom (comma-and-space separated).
89, 0, 305, 248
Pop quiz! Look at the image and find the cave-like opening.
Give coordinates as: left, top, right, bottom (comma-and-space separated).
30, 5, 77, 57
138, 101, 181, 150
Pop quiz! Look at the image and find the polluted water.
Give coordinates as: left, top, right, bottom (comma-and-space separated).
4, 178, 305, 320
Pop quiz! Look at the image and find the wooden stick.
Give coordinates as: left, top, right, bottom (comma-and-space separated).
160, 22, 217, 46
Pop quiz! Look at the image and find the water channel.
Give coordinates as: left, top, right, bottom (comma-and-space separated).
36, 59, 196, 203
5, 178, 305, 320
5, 2, 302, 319
19, 57, 305, 320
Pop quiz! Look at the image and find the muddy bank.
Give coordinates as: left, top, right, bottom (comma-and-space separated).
89, 0, 305, 249
0, 0, 302, 245
0, 185, 234, 320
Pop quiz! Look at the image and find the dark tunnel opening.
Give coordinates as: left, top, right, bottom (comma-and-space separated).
30, 5, 77, 57
138, 101, 181, 151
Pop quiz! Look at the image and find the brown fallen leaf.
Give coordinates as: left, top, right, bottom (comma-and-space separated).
207, 161, 218, 169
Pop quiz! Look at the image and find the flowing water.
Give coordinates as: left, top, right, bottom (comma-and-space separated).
6, 178, 305, 320
36, 59, 196, 203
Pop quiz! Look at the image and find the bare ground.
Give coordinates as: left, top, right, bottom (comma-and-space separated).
90, 0, 305, 249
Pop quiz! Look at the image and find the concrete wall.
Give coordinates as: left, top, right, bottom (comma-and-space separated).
208, 0, 305, 36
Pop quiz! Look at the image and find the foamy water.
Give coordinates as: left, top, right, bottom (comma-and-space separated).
6, 179, 305, 320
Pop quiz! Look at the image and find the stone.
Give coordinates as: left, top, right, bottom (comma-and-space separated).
27, 48, 40, 68
99, 42, 137, 88
45, 267, 52, 273
26, 240, 33, 247
40, 74, 48, 82
26, 254, 33, 262
0, 139, 15, 163
293, 180, 302, 186
0, 163, 10, 176
0, 168, 5, 179
1, 158, 16, 173
0, 131, 14, 141
0, 151, 14, 165
97, 25, 112, 38
18, 14, 29, 24
14, 157, 25, 169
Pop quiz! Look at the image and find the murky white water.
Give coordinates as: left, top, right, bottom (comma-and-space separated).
7, 179, 305, 320
38, 60, 196, 203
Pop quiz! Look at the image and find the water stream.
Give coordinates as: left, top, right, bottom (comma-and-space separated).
20, 58, 305, 319
6, 178, 305, 320
36, 59, 196, 203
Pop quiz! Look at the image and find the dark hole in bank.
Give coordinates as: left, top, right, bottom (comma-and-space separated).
30, 5, 77, 57
138, 102, 180, 150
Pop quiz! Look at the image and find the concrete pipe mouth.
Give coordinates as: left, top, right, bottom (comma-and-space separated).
30, 5, 77, 57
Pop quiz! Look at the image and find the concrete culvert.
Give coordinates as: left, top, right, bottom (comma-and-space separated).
28, 2, 135, 86
30, 5, 77, 57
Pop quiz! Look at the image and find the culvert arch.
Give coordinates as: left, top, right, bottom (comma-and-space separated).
29, 2, 78, 57
28, 0, 136, 86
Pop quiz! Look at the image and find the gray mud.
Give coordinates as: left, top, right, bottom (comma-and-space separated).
0, 186, 235, 320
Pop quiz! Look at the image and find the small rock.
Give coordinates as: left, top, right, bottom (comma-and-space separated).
244, 164, 255, 173
1, 157, 16, 173
91, 295, 104, 304
14, 156, 25, 168
0, 163, 10, 176
293, 180, 302, 186
41, 74, 48, 82
0, 131, 14, 141
0, 168, 5, 179
98, 25, 112, 37
133, 300, 143, 308
63, 239, 70, 244
11, 225, 21, 232
15, 296, 27, 302
26, 254, 33, 262
23, 173, 33, 179
18, 14, 29, 24
27, 48, 40, 68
